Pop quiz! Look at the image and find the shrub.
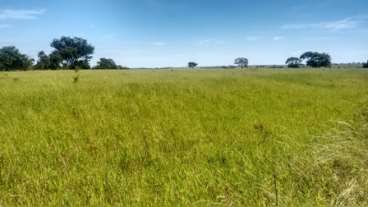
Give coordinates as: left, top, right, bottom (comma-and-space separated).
363, 61, 368, 68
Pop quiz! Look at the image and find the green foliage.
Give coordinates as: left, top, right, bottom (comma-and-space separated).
94, 58, 119, 69
51, 36, 94, 69
363, 60, 368, 68
234, 57, 248, 68
0, 46, 34, 71
75, 59, 91, 70
34, 51, 64, 70
285, 57, 301, 68
188, 62, 198, 68
300, 51, 331, 67
0, 69, 367, 206
49, 51, 63, 69
34, 51, 50, 70
35, 36, 94, 70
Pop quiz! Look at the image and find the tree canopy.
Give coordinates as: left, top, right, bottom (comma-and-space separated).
0, 46, 34, 71
50, 36, 94, 69
363, 60, 368, 68
286, 57, 302, 68
34, 51, 63, 70
188, 62, 198, 68
34, 51, 50, 70
94, 58, 119, 69
300, 52, 331, 68
234, 57, 248, 68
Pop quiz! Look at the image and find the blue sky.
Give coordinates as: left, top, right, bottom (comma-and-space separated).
0, 0, 367, 67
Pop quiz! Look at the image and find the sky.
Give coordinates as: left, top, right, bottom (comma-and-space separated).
0, 0, 367, 67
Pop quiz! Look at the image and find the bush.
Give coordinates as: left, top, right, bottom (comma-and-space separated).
0, 46, 34, 71
94, 58, 119, 69
234, 57, 248, 68
188, 62, 198, 68
363, 61, 368, 68
286, 57, 301, 68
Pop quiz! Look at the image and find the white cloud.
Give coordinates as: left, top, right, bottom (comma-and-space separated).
281, 17, 362, 31
151, 42, 167, 46
0, 9, 46, 20
245, 36, 261, 41
322, 18, 359, 30
273, 36, 284, 41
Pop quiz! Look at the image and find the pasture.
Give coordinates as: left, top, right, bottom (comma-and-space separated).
0, 69, 367, 206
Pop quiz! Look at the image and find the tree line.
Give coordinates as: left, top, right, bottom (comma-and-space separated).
0, 36, 127, 71
0, 36, 367, 71
191, 52, 367, 69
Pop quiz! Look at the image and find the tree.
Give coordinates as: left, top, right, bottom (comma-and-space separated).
300, 52, 331, 67
285, 57, 302, 68
34, 51, 63, 70
188, 62, 198, 68
34, 51, 50, 69
75, 59, 91, 69
0, 46, 33, 71
50, 36, 94, 69
48, 51, 63, 69
234, 57, 248, 68
363, 60, 368, 68
94, 58, 119, 69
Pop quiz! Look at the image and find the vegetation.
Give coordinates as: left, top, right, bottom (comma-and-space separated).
0, 69, 367, 206
363, 60, 368, 68
234, 57, 248, 68
34, 51, 63, 70
0, 40, 364, 70
300, 51, 331, 68
34, 51, 50, 70
285, 57, 301, 68
188, 62, 198, 68
94, 58, 125, 70
0, 46, 34, 71
50, 36, 95, 69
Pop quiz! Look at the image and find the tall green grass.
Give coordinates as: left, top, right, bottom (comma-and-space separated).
0, 69, 367, 206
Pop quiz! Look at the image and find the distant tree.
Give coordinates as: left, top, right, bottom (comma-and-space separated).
117, 65, 129, 70
188, 62, 198, 68
363, 60, 368, 68
48, 51, 63, 69
285, 57, 302, 68
34, 51, 63, 70
0, 46, 33, 71
300, 52, 331, 68
75, 59, 91, 69
234, 57, 248, 68
50, 36, 94, 69
34, 51, 50, 69
94, 58, 119, 69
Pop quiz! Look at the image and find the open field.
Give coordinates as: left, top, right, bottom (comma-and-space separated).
0, 69, 368, 206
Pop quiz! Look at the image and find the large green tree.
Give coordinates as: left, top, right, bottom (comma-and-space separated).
0, 46, 33, 71
300, 52, 331, 68
50, 36, 94, 69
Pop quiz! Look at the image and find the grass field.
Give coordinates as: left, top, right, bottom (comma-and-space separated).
0, 69, 368, 206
